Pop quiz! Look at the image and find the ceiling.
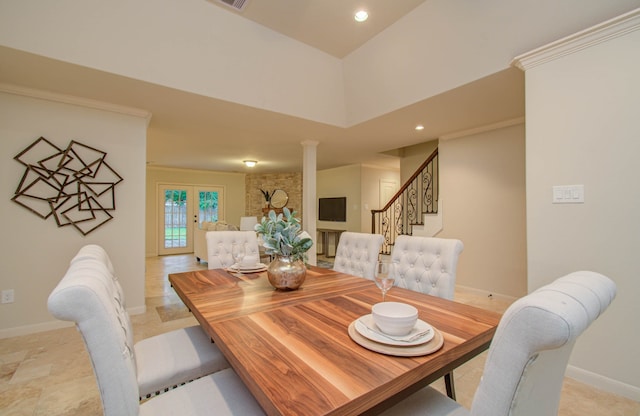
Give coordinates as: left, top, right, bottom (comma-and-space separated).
0, 0, 525, 173
209, 0, 428, 58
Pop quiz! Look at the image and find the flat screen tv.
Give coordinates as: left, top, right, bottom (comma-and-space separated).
318, 197, 346, 222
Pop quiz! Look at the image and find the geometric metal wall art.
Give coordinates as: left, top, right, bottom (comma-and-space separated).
12, 137, 123, 236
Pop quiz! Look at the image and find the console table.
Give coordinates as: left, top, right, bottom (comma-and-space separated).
261, 207, 286, 215
317, 228, 345, 258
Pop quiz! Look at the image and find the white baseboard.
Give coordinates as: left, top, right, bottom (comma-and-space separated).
0, 305, 147, 340
128, 305, 147, 316
566, 365, 640, 401
455, 284, 518, 304
0, 319, 74, 339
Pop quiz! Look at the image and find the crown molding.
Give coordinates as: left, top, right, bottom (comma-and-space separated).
512, 8, 640, 71
146, 164, 246, 176
0, 83, 152, 123
440, 117, 525, 141
360, 163, 400, 172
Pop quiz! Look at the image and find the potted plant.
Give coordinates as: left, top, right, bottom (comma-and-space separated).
255, 208, 313, 290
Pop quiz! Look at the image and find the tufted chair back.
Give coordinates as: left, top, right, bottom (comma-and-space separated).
332, 232, 384, 279
48, 259, 140, 416
69, 244, 134, 347
64, 245, 232, 400
69, 244, 124, 303
378, 271, 617, 416
206, 230, 260, 269
48, 258, 261, 415
70, 244, 115, 274
391, 235, 464, 300
469, 271, 616, 416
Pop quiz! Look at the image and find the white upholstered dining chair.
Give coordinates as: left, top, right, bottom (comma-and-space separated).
206, 230, 260, 269
69, 245, 230, 398
390, 235, 464, 399
379, 271, 617, 416
332, 232, 384, 279
48, 257, 264, 416
239, 216, 259, 231
390, 235, 464, 300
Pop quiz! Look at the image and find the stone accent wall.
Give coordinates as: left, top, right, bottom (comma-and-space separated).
245, 172, 303, 222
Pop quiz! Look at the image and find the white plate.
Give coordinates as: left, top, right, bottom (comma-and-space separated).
355, 314, 434, 346
228, 263, 268, 273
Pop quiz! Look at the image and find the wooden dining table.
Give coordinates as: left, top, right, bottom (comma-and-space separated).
168, 266, 501, 416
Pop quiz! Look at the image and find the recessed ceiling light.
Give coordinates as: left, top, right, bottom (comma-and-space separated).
354, 10, 368, 22
415, 125, 424, 131
243, 160, 257, 167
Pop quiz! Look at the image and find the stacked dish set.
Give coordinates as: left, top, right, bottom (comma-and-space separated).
349, 301, 444, 356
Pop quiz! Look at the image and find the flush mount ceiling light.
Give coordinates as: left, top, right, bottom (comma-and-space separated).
354, 10, 368, 22
415, 125, 425, 131
243, 160, 257, 167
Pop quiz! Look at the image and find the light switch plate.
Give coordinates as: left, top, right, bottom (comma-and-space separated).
552, 185, 584, 204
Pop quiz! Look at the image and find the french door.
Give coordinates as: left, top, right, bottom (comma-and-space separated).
158, 184, 224, 255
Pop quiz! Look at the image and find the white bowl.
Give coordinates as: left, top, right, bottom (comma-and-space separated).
372, 302, 418, 336
240, 255, 259, 268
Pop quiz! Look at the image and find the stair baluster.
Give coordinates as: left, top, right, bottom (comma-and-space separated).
372, 148, 438, 254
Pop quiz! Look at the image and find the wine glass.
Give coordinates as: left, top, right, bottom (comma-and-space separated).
374, 261, 395, 302
232, 243, 246, 270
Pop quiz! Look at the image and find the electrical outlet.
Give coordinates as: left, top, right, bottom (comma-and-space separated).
1, 289, 14, 304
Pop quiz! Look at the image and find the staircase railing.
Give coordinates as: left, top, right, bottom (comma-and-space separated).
371, 148, 438, 254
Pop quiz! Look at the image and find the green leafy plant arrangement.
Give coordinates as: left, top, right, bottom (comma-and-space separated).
255, 208, 313, 263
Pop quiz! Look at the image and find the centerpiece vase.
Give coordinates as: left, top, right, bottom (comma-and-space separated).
267, 255, 306, 290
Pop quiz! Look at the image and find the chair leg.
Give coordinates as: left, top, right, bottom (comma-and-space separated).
445, 371, 456, 400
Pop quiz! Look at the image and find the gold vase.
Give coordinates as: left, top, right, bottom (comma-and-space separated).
267, 255, 306, 290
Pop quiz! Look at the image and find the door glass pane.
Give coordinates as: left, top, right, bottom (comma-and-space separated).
198, 191, 219, 225
164, 189, 188, 249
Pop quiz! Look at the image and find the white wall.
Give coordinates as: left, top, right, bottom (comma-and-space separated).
519, 11, 640, 398
0, 88, 147, 337
438, 124, 527, 298
2, 0, 636, 130
316, 164, 401, 234
0, 0, 345, 126
343, 0, 639, 125
317, 165, 362, 233
399, 140, 439, 185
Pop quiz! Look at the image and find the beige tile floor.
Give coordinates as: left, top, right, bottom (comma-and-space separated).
1, 254, 638, 415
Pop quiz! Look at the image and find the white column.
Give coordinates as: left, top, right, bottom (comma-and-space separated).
301, 140, 318, 266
